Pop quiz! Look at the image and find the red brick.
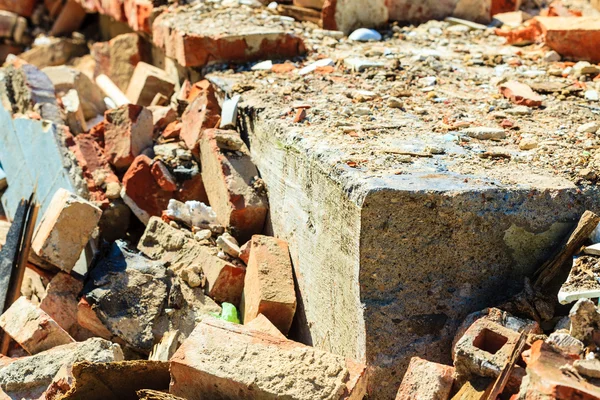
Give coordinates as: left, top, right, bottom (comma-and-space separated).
162, 121, 181, 140
0, 0, 37, 17
50, 0, 87, 36
0, 297, 75, 355
31, 189, 102, 273
175, 173, 209, 205
121, 155, 173, 224
491, 0, 521, 17
395, 357, 454, 400
199, 129, 268, 243
76, 297, 113, 340
123, 0, 153, 34
169, 318, 367, 400
534, 17, 600, 63
499, 80, 543, 107
180, 80, 221, 152
517, 340, 600, 399
241, 235, 296, 335
149, 105, 177, 134
151, 160, 177, 192
40, 273, 83, 336
104, 104, 153, 170
245, 314, 287, 340
126, 62, 175, 106
152, 10, 306, 68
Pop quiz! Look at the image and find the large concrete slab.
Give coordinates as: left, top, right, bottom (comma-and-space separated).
207, 22, 600, 398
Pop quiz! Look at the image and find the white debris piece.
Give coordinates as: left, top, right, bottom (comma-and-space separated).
166, 199, 218, 227
298, 59, 334, 75
220, 95, 241, 129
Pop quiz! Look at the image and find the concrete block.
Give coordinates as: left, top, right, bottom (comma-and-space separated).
121, 155, 173, 224
322, 0, 388, 34
31, 188, 102, 272
0, 338, 123, 399
126, 62, 175, 107
180, 80, 221, 152
169, 317, 367, 400
395, 357, 454, 400
199, 129, 268, 243
152, 8, 306, 68
453, 318, 523, 379
104, 104, 153, 169
0, 296, 74, 355
138, 217, 246, 305
42, 66, 106, 120
241, 235, 296, 335
92, 33, 151, 91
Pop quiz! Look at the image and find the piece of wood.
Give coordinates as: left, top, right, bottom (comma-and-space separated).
277, 5, 322, 25
486, 330, 529, 400
534, 211, 600, 289
451, 377, 493, 400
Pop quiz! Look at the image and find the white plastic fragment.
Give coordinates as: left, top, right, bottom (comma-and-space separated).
220, 95, 241, 129
348, 28, 382, 42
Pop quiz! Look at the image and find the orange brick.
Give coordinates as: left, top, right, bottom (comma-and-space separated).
180, 80, 221, 152
395, 357, 454, 400
241, 235, 296, 334
104, 104, 153, 170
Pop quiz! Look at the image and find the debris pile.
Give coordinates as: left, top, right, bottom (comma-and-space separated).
2, 0, 600, 399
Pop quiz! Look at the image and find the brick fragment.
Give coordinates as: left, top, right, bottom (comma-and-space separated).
0, 0, 37, 17
126, 62, 176, 106
124, 0, 154, 33
77, 297, 114, 340
0, 297, 74, 355
175, 173, 209, 205
162, 121, 181, 140
104, 104, 153, 169
121, 156, 173, 224
180, 80, 221, 152
499, 81, 543, 107
151, 161, 177, 192
322, 0, 388, 34
169, 318, 367, 400
199, 129, 268, 242
241, 235, 296, 334
534, 17, 600, 63
31, 188, 102, 272
92, 33, 151, 91
245, 313, 287, 340
50, 0, 87, 36
152, 9, 306, 68
395, 357, 454, 400
138, 217, 246, 305
149, 105, 177, 134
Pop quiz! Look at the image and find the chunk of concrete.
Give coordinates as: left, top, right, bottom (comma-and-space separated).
569, 298, 600, 343
0, 296, 74, 354
558, 256, 600, 304
104, 104, 153, 170
19, 37, 87, 69
199, 129, 268, 242
126, 62, 176, 107
83, 240, 220, 352
0, 338, 123, 399
169, 317, 367, 400
42, 65, 106, 120
395, 357, 454, 400
31, 188, 101, 272
241, 235, 296, 334
138, 217, 246, 305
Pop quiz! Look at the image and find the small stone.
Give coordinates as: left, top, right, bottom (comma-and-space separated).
574, 358, 600, 379
353, 90, 376, 102
105, 182, 121, 199
348, 28, 382, 42
354, 107, 371, 116
343, 57, 385, 72
298, 59, 334, 75
505, 106, 532, 115
461, 127, 506, 140
573, 61, 600, 76
579, 168, 596, 180
425, 146, 445, 155
585, 90, 599, 101
519, 138, 538, 150
543, 50, 561, 62
216, 232, 241, 258
578, 122, 600, 134
195, 229, 212, 241
251, 60, 273, 71
387, 97, 404, 108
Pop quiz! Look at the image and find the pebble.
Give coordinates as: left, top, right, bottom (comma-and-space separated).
105, 182, 121, 199
343, 57, 385, 72
543, 51, 561, 62
216, 232, 241, 258
195, 229, 212, 241
251, 60, 273, 71
506, 106, 532, 116
354, 107, 372, 116
585, 90, 599, 101
519, 138, 538, 150
573, 61, 600, 75
298, 58, 334, 75
577, 122, 600, 134
387, 97, 404, 109
348, 28, 382, 42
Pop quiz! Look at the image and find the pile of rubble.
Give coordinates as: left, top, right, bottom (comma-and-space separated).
4, 0, 600, 399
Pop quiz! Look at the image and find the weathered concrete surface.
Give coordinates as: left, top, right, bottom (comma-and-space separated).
226, 86, 600, 399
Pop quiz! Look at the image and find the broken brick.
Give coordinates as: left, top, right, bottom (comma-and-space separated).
534, 17, 600, 63
0, 0, 37, 17
121, 155, 172, 224
395, 357, 454, 400
169, 317, 367, 400
40, 272, 83, 337
124, 0, 154, 34
245, 313, 287, 340
31, 188, 102, 272
104, 104, 153, 170
162, 121, 182, 140
49, 0, 87, 36
0, 296, 74, 355
152, 8, 307, 68
180, 80, 221, 152
138, 217, 246, 305
151, 160, 177, 192
499, 80, 543, 107
199, 129, 268, 242
77, 297, 113, 340
149, 105, 178, 134
126, 62, 176, 107
322, 0, 388, 34
241, 235, 296, 335
175, 173, 209, 205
